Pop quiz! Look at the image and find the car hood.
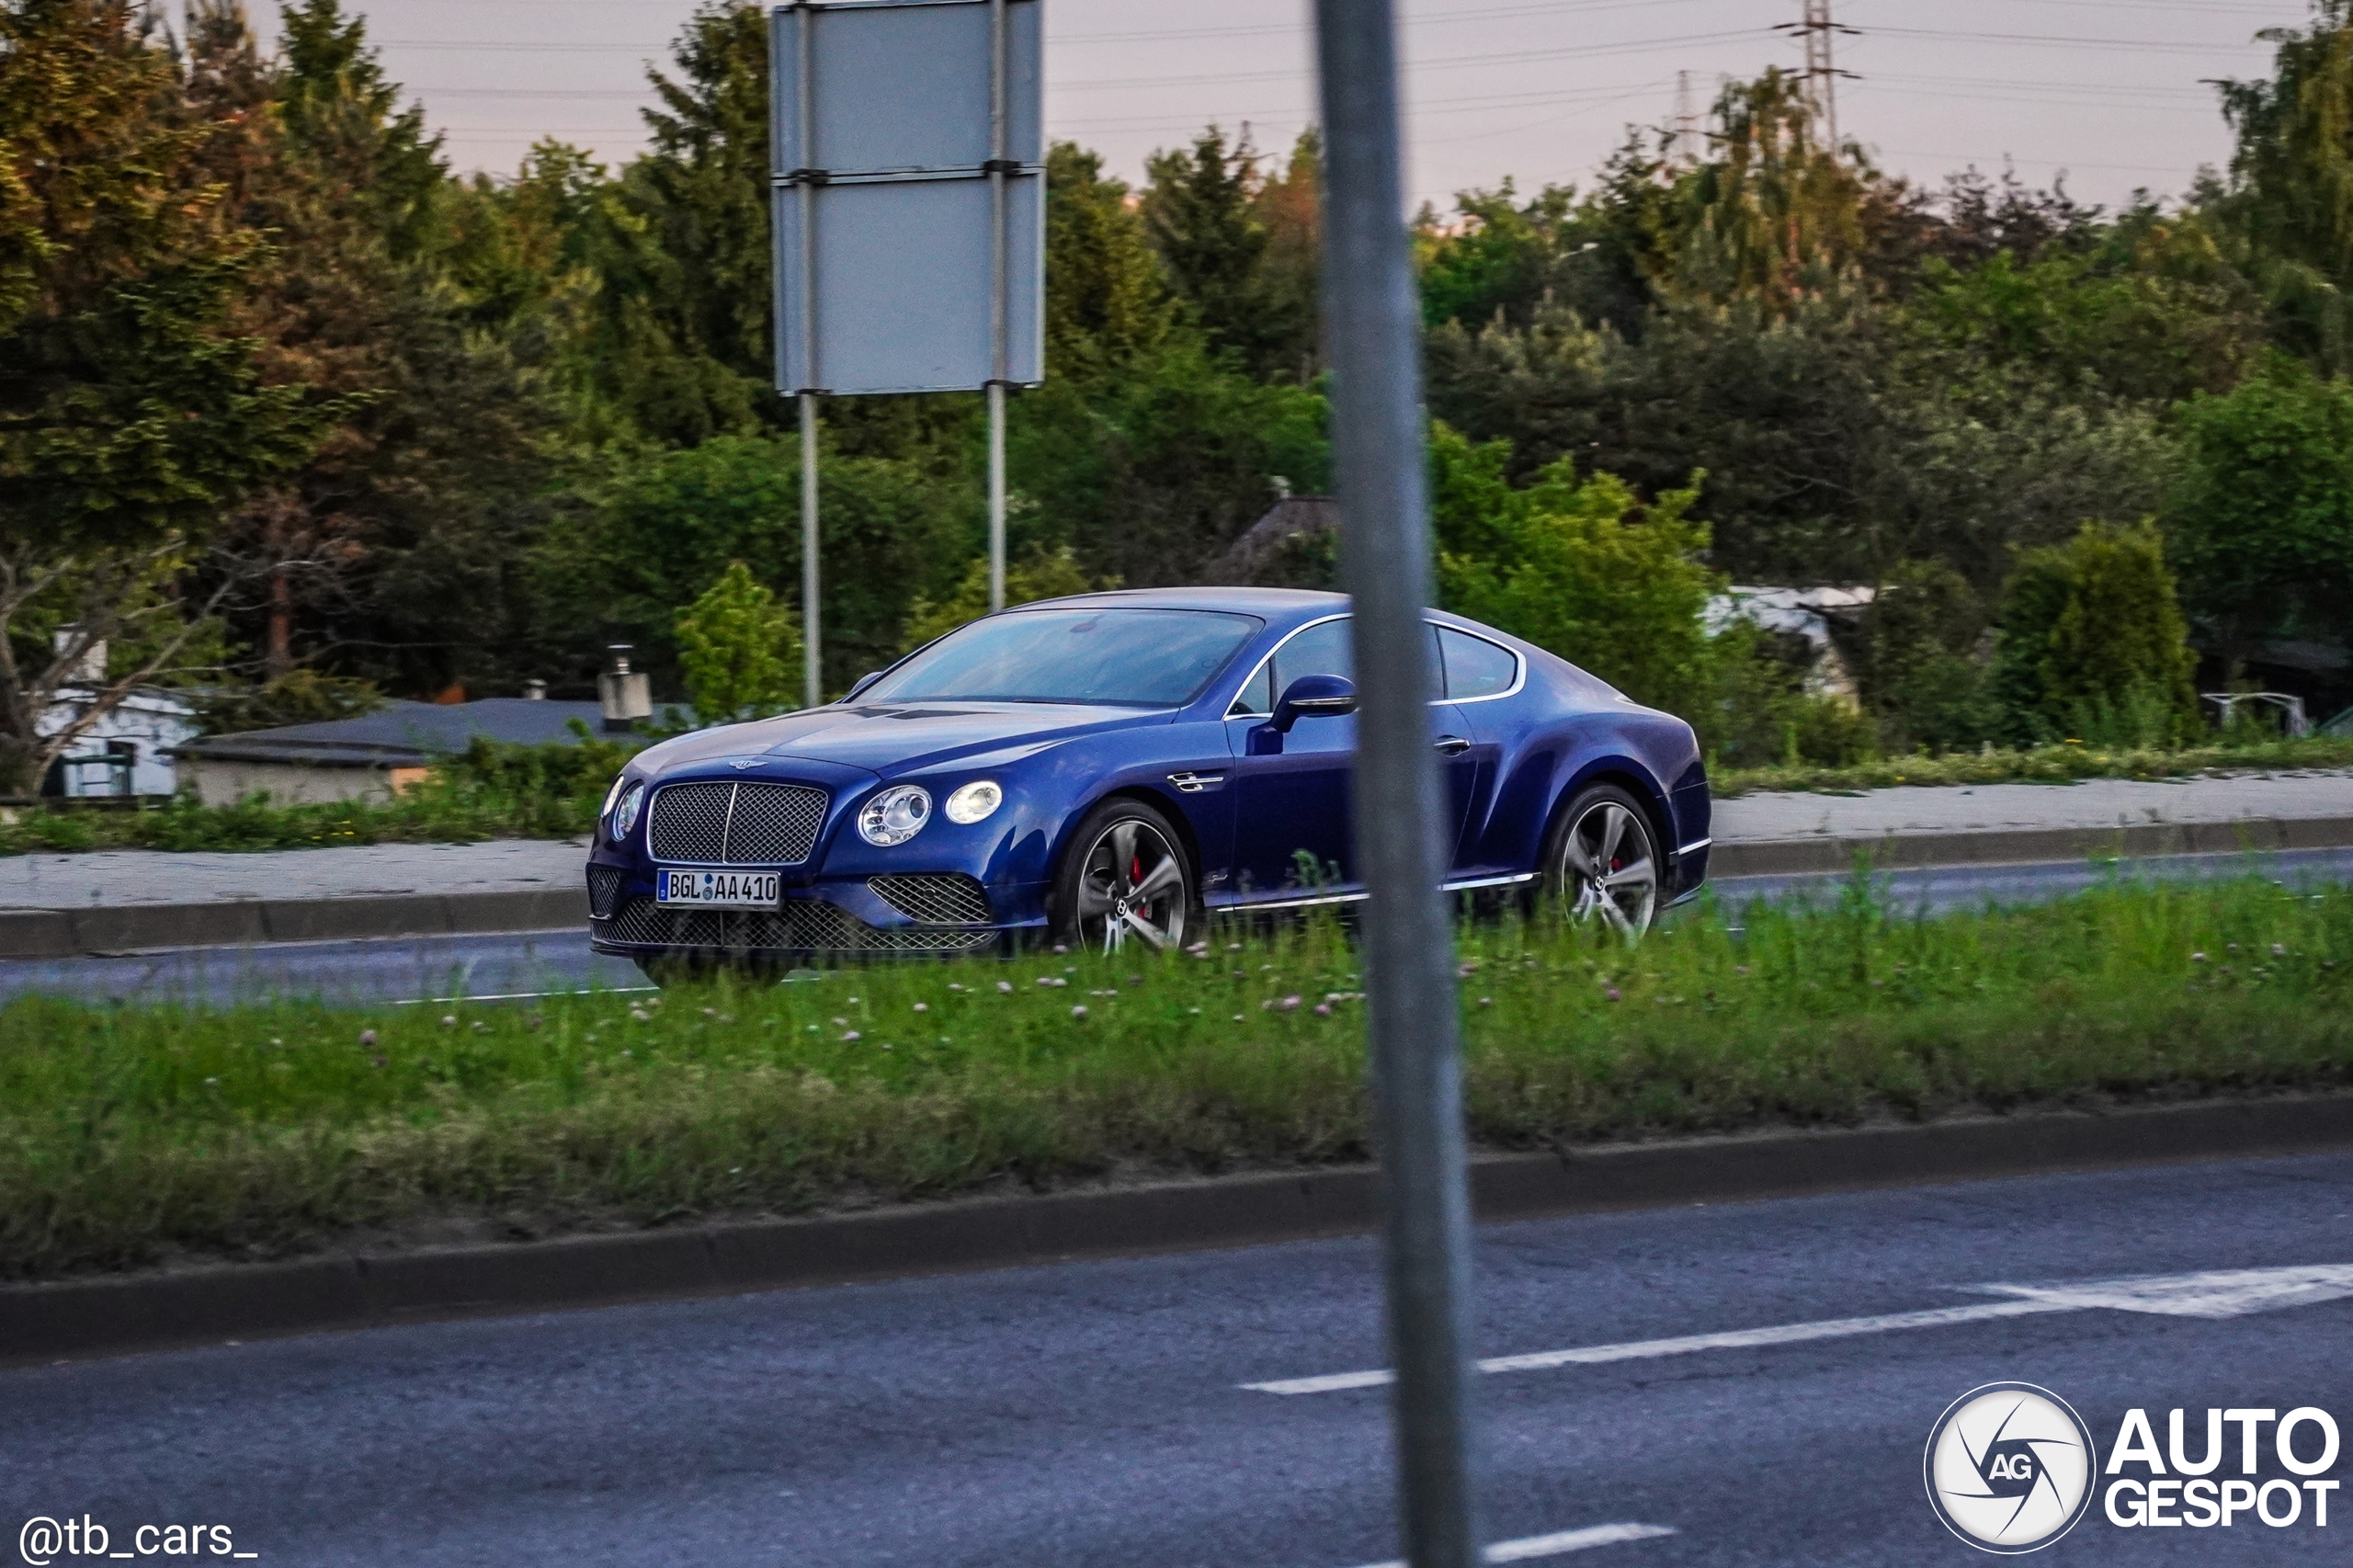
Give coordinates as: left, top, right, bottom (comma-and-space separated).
688, 701, 1165, 777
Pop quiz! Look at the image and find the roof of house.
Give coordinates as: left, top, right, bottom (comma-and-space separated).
166, 699, 633, 770
1199, 494, 1342, 585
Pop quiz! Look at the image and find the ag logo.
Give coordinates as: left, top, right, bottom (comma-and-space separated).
1925, 1382, 2098, 1553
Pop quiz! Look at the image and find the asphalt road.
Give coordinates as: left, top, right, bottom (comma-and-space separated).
7, 1153, 2351, 1567
4, 846, 2348, 1008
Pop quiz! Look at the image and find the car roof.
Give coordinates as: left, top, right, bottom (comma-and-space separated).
1000, 586, 1512, 641
1008, 586, 1348, 620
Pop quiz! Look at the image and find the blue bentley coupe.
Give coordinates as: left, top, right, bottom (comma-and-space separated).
585, 588, 1710, 970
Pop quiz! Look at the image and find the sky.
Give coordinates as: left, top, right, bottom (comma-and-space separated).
244, 0, 2318, 215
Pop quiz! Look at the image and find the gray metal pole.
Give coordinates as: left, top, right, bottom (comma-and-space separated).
987, 381, 1006, 613
801, 391, 822, 710
795, 4, 823, 709
1313, 4, 1484, 1567
986, 0, 1009, 613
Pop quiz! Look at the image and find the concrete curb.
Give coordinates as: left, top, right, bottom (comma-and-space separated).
4, 816, 2350, 959
1707, 814, 2353, 879
7, 1093, 2350, 1366
0, 887, 588, 959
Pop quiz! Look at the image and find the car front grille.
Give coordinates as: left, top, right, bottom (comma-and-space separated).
868, 873, 991, 926
596, 897, 995, 954
646, 780, 827, 864
586, 865, 626, 920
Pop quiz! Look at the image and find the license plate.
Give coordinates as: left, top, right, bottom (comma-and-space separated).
655, 869, 781, 909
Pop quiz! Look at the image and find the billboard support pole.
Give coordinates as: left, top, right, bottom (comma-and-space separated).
800, 391, 822, 710
795, 3, 822, 710
1313, 3, 1484, 1566
985, 0, 1009, 613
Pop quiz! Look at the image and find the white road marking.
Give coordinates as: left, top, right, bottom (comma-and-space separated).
1340, 1522, 1677, 1568
392, 985, 659, 1006
1246, 1262, 2353, 1396
1250, 1301, 2072, 1394
1973, 1262, 2353, 1318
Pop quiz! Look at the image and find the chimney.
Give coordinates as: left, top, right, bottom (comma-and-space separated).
523, 679, 548, 701
52, 628, 106, 686
598, 645, 652, 733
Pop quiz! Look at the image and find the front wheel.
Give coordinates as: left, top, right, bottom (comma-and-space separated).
1540, 783, 1661, 940
1052, 799, 1198, 956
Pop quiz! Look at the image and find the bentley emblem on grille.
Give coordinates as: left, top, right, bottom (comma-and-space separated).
728, 758, 763, 770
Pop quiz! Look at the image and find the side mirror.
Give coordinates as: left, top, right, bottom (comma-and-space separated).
1271, 674, 1358, 733
844, 670, 885, 701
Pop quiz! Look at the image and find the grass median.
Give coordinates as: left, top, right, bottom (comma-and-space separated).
3, 874, 2349, 1280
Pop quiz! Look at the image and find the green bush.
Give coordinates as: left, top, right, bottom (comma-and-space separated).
2168, 354, 2353, 663
1859, 561, 2000, 753
1992, 521, 2198, 746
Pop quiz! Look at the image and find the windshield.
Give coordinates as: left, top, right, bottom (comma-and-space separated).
863, 608, 1261, 707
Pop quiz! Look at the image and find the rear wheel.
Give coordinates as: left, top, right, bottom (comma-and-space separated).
1540, 783, 1661, 940
1052, 799, 1197, 956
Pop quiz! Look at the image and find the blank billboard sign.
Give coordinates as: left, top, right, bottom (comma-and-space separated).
771, 0, 1044, 396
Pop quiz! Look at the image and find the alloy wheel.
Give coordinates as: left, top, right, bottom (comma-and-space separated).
1074, 817, 1190, 954
1560, 799, 1658, 939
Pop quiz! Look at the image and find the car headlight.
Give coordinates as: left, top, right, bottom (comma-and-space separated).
944, 779, 1003, 825
600, 772, 630, 818
858, 784, 931, 846
609, 779, 644, 839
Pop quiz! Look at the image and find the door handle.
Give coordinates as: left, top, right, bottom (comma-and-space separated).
1433, 735, 1471, 756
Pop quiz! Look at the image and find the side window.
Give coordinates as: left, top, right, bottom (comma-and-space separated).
1228, 657, 1275, 717
1440, 627, 1518, 699
1270, 618, 1353, 698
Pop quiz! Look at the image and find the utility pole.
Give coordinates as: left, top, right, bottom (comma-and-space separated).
1672, 68, 1699, 166
1777, 0, 1859, 148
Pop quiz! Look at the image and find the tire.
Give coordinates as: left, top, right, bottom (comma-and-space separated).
1539, 782, 1662, 940
1051, 798, 1199, 956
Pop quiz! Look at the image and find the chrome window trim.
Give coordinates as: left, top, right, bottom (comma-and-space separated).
1435, 622, 1528, 704
1224, 612, 1348, 720
1222, 613, 1526, 718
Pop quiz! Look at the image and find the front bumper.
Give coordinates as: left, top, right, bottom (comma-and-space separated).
586, 861, 1051, 962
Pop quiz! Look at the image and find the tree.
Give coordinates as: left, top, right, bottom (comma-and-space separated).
1141, 127, 1320, 382
2167, 353, 2353, 663
0, 0, 332, 791
1042, 142, 1175, 379
2213, 1, 2353, 368
1660, 70, 1870, 312
548, 434, 968, 695
1427, 425, 1721, 725
675, 560, 800, 721
898, 547, 1097, 652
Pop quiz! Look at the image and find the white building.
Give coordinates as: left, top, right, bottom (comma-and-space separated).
39, 687, 199, 799
1701, 585, 1877, 701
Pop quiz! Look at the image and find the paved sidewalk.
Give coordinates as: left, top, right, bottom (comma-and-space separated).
0, 837, 589, 911
1713, 767, 2353, 841
1, 768, 2347, 912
